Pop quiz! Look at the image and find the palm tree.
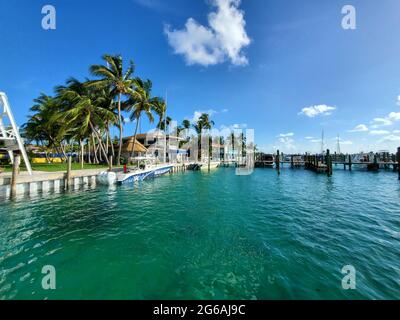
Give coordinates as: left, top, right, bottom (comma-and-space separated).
182, 119, 191, 130
56, 79, 113, 166
157, 116, 172, 132
125, 78, 159, 159
193, 113, 214, 163
229, 132, 236, 162
153, 99, 167, 130
23, 94, 70, 160
88, 54, 135, 165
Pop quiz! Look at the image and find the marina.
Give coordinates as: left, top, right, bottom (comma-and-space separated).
1, 0, 400, 304
1, 167, 399, 300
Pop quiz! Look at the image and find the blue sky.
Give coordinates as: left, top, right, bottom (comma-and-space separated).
1, 0, 400, 153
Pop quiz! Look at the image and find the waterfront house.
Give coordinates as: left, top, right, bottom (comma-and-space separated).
123, 131, 188, 163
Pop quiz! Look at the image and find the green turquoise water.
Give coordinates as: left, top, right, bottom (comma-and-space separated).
0, 167, 399, 300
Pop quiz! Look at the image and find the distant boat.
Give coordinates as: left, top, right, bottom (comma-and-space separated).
199, 161, 220, 171
255, 154, 274, 168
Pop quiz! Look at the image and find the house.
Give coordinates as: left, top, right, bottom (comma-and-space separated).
123, 131, 188, 163
121, 136, 148, 162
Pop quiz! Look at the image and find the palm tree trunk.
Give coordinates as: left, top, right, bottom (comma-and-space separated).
60, 143, 67, 162
130, 115, 141, 159
107, 126, 115, 157
106, 123, 109, 156
80, 139, 84, 169
97, 131, 103, 162
117, 93, 123, 166
88, 139, 92, 164
90, 122, 110, 166
92, 134, 99, 164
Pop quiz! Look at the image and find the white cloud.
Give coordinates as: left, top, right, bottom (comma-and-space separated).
340, 140, 353, 145
371, 117, 392, 127
164, 0, 251, 66
299, 104, 336, 118
380, 134, 400, 142
369, 130, 390, 136
277, 136, 295, 151
277, 132, 294, 138
397, 95, 400, 106
349, 124, 369, 132
370, 112, 400, 128
305, 136, 314, 140
231, 123, 247, 129
190, 109, 218, 122
389, 112, 400, 121
221, 108, 229, 113
393, 129, 400, 134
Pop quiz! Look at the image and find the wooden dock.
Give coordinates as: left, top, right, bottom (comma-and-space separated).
255, 147, 400, 180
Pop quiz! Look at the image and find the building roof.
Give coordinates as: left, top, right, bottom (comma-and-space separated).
121, 137, 148, 153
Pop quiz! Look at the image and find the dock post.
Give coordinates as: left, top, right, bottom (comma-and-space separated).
397, 147, 400, 180
66, 156, 72, 190
326, 149, 332, 177
10, 152, 20, 199
348, 154, 352, 171
276, 150, 280, 175
108, 155, 113, 171
291, 155, 294, 168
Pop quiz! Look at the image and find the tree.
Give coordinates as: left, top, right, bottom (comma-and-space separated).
23, 94, 69, 160
182, 119, 191, 130
56, 79, 113, 166
193, 113, 214, 163
88, 54, 135, 165
125, 78, 159, 159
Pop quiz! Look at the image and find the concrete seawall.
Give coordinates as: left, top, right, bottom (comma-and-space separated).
0, 169, 106, 200
0, 164, 191, 200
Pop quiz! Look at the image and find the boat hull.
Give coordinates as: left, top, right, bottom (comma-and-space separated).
199, 162, 220, 171
117, 165, 173, 185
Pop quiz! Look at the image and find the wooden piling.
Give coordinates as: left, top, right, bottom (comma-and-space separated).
276, 150, 280, 175
66, 156, 72, 190
397, 147, 400, 180
326, 149, 332, 177
348, 154, 352, 171
10, 153, 20, 199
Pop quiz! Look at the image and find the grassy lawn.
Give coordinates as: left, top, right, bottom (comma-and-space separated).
0, 163, 113, 173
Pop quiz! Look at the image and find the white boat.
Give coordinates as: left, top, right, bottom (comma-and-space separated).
116, 164, 174, 185
98, 156, 174, 185
199, 161, 220, 171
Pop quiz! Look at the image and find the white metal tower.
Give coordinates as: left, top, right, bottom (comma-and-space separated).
0, 92, 32, 175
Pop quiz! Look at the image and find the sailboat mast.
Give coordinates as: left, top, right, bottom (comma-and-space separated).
321, 129, 325, 154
